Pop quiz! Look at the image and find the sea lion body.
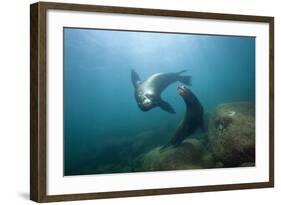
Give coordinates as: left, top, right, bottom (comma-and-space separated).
131, 70, 192, 113
167, 85, 204, 146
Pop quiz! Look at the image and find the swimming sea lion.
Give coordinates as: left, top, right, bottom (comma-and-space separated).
164, 85, 204, 147
131, 70, 192, 113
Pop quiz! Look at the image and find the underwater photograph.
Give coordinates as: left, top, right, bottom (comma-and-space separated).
63, 28, 255, 176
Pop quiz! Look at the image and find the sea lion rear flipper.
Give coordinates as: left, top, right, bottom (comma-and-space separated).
159, 99, 176, 114
177, 70, 187, 75
131, 69, 141, 88
178, 75, 192, 86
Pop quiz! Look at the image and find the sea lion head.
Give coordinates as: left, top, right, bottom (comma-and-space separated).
177, 85, 191, 97
135, 90, 155, 111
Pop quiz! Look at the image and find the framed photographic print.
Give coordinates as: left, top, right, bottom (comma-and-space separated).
30, 1, 274, 202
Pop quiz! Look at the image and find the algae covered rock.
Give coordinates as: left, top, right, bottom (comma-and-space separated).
83, 129, 171, 174
208, 102, 255, 167
141, 138, 215, 171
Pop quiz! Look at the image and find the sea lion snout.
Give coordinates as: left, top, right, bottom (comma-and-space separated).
142, 97, 152, 107
136, 94, 154, 111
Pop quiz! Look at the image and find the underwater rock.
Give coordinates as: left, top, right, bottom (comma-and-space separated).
208, 102, 255, 167
141, 138, 215, 171
82, 129, 172, 174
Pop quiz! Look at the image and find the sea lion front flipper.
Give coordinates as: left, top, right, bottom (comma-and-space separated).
159, 99, 176, 114
131, 69, 141, 88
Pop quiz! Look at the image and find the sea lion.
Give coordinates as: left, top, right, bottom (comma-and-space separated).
164, 85, 204, 148
131, 70, 192, 113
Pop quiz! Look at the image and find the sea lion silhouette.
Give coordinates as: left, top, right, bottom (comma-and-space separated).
163, 85, 204, 148
131, 70, 192, 113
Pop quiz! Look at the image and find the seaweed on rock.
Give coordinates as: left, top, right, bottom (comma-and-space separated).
141, 138, 215, 171
208, 102, 255, 167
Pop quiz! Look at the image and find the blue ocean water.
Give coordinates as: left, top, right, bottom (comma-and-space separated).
63, 28, 255, 175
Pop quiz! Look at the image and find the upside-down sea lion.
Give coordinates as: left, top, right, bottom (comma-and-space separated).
131, 70, 192, 113
164, 85, 204, 147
